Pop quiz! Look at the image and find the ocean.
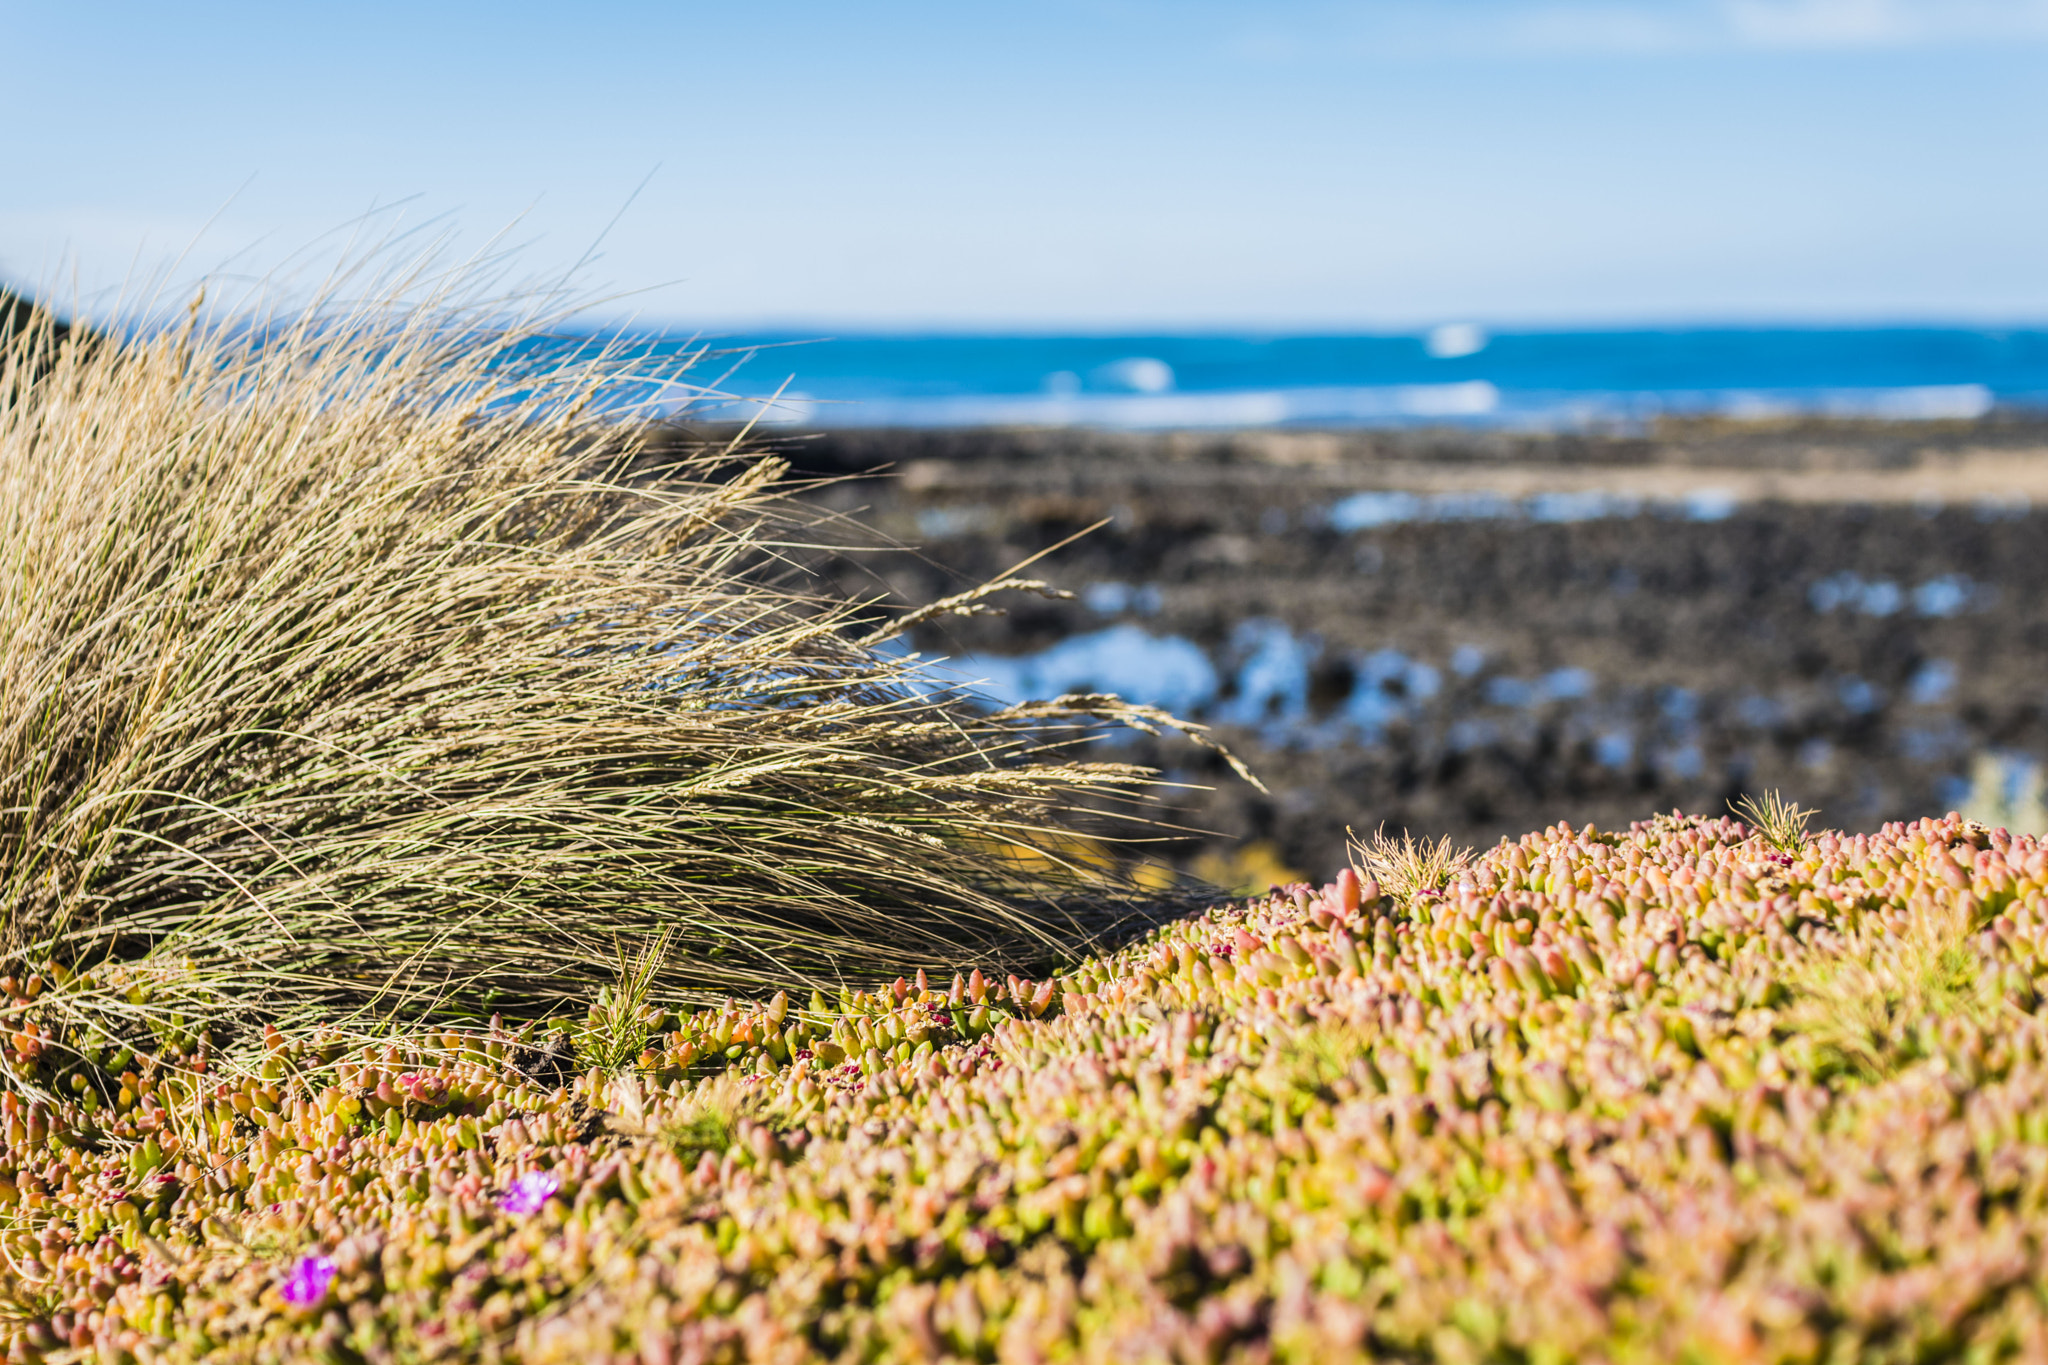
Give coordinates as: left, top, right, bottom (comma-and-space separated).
629, 325, 2048, 430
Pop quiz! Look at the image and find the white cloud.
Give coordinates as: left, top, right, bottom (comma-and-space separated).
1248, 0, 2048, 60
1722, 0, 1921, 47
1720, 0, 2048, 48
1497, 5, 1710, 54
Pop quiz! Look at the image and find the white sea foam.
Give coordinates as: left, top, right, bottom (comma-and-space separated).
1424, 323, 1488, 359
742, 390, 816, 425
1095, 357, 1175, 394
682, 378, 2008, 430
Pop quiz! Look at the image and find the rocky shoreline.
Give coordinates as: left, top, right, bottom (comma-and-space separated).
756, 419, 2048, 885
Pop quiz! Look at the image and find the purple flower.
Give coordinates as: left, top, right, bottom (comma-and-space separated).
280, 1253, 336, 1307
499, 1170, 561, 1215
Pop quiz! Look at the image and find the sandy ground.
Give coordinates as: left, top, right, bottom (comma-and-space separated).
1161, 447, 2048, 506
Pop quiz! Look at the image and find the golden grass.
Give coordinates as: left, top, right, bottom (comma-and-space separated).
1346, 825, 1474, 907
1731, 787, 1818, 855
0, 262, 1186, 1058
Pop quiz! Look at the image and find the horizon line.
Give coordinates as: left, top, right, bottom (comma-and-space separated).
558, 316, 2048, 340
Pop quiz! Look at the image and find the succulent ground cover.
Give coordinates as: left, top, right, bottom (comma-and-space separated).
4, 806, 2048, 1363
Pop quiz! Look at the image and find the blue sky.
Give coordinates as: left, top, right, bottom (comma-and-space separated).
4, 0, 2046, 328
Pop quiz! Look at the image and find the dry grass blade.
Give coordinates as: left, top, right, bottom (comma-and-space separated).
578, 930, 675, 1072
991, 693, 1266, 793
0, 258, 1198, 1065
1731, 789, 1818, 855
1347, 824, 1474, 906
856, 578, 1075, 648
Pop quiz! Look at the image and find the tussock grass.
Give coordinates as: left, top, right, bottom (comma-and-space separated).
572, 932, 675, 1073
1731, 787, 1818, 855
1346, 824, 1473, 906
0, 265, 1185, 1052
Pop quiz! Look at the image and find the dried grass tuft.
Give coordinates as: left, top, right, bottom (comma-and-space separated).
1347, 825, 1474, 907
1731, 789, 1818, 855
0, 259, 1192, 1052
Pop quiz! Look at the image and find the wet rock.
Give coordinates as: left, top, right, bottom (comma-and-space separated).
777, 424, 2048, 879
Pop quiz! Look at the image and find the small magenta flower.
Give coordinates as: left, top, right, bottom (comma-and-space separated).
280, 1253, 336, 1307
499, 1170, 560, 1215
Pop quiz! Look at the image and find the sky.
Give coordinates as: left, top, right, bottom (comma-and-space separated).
4, 0, 2046, 330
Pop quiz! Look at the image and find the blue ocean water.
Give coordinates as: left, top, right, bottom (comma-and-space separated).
636, 325, 2048, 430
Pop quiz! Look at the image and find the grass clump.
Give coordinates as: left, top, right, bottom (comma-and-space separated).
1347, 825, 1473, 907
0, 264, 1178, 1067
571, 933, 675, 1073
1732, 787, 1819, 854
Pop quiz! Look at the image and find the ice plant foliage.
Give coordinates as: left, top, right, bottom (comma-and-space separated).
2, 809, 2047, 1361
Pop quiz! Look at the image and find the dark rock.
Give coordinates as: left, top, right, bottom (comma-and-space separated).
773, 423, 2048, 880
